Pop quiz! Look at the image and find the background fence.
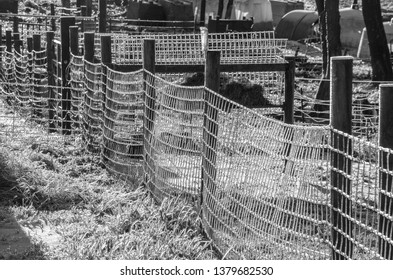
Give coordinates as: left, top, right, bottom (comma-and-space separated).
0, 22, 393, 259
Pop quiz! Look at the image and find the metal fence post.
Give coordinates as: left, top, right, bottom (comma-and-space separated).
330, 56, 354, 260
378, 84, 393, 259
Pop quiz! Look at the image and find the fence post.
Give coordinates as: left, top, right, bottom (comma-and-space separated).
378, 84, 393, 259
330, 56, 353, 260
69, 26, 79, 128
201, 51, 220, 236
100, 35, 112, 164
50, 4, 56, 32
69, 26, 79, 56
84, 32, 95, 63
142, 39, 158, 197
13, 33, 20, 53
32, 34, 42, 117
86, 0, 93, 16
0, 25, 2, 46
61, 17, 76, 135
6, 30, 12, 53
99, 0, 107, 33
284, 56, 295, 124
13, 16, 18, 34
81, 6, 87, 33
46, 31, 56, 133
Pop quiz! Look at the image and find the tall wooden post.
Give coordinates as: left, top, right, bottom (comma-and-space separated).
61, 17, 76, 135
142, 39, 158, 198
330, 56, 353, 260
69, 26, 80, 127
69, 26, 79, 56
50, 4, 56, 32
6, 30, 12, 53
284, 56, 295, 124
84, 32, 95, 63
32, 34, 42, 117
13, 33, 20, 53
13, 16, 18, 34
99, 0, 107, 33
201, 51, 220, 236
47, 31, 56, 133
81, 6, 87, 33
378, 84, 393, 260
100, 35, 112, 163
86, 0, 93, 16
0, 25, 2, 46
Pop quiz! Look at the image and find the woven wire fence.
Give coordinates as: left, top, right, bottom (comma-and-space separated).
294, 79, 379, 140
1, 41, 393, 260
93, 31, 287, 65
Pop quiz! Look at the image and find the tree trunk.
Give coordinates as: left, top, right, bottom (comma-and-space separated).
362, 0, 393, 82
315, 0, 327, 76
225, 0, 234, 19
218, 0, 224, 18
314, 0, 342, 116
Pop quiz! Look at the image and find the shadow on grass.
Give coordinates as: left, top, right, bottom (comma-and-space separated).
0, 207, 47, 260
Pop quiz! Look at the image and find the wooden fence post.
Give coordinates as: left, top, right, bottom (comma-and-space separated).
32, 34, 42, 117
84, 32, 95, 63
69, 26, 79, 128
61, 17, 76, 135
13, 16, 18, 34
0, 25, 2, 46
142, 39, 157, 197
6, 30, 12, 53
99, 0, 107, 33
86, 0, 93, 16
81, 5, 87, 33
100, 34, 112, 163
201, 51, 220, 235
13, 33, 20, 53
50, 4, 56, 32
46, 31, 56, 133
378, 84, 393, 260
284, 56, 295, 124
330, 56, 353, 260
69, 26, 79, 56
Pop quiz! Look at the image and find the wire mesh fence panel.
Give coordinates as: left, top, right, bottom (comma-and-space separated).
69, 54, 85, 131
201, 88, 331, 259
294, 80, 379, 142
144, 71, 205, 203
330, 129, 393, 260
83, 59, 104, 152
93, 31, 288, 65
101, 66, 144, 181
207, 31, 288, 64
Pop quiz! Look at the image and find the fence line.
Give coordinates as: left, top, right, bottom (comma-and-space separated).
1, 32, 393, 259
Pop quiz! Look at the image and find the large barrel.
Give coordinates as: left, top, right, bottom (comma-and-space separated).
270, 0, 305, 27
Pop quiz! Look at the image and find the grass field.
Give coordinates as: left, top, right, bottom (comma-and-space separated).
0, 99, 218, 260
